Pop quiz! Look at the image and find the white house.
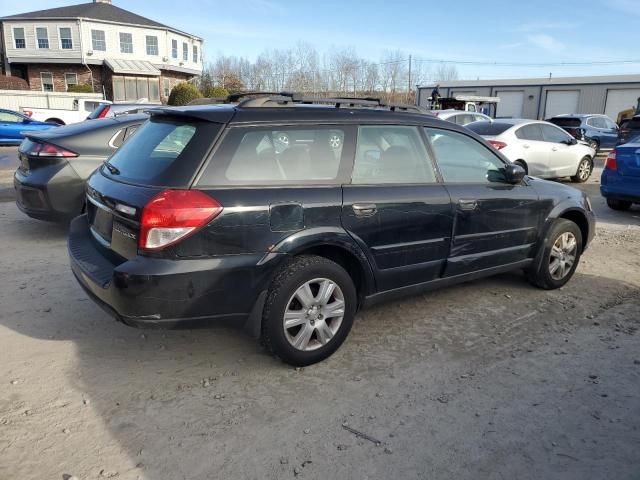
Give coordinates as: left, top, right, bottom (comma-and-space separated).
0, 0, 203, 103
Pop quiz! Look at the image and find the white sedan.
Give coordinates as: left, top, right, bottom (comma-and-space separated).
434, 109, 492, 126
467, 119, 596, 183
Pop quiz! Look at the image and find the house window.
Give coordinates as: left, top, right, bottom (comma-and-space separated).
171, 39, 178, 59
193, 45, 198, 63
59, 27, 73, 49
64, 73, 78, 91
146, 35, 158, 55
13, 28, 25, 49
36, 28, 49, 49
113, 76, 161, 102
41, 72, 54, 92
182, 42, 188, 61
119, 32, 133, 53
163, 78, 171, 97
91, 29, 106, 51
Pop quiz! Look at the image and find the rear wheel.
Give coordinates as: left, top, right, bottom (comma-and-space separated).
527, 219, 582, 290
45, 118, 65, 125
571, 156, 592, 183
606, 198, 632, 211
261, 255, 357, 366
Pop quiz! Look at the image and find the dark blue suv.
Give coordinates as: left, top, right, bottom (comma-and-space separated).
548, 114, 619, 152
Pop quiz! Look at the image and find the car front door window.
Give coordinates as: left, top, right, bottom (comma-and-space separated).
0, 112, 22, 123
424, 128, 506, 183
541, 124, 571, 143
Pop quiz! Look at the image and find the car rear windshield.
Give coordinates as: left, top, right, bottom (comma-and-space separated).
466, 122, 512, 136
548, 118, 581, 128
102, 116, 221, 187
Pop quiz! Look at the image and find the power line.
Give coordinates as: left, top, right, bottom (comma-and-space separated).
413, 58, 640, 67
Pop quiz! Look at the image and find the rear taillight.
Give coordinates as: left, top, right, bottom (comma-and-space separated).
139, 190, 223, 251
488, 140, 507, 150
23, 110, 33, 118
25, 141, 78, 158
605, 150, 617, 171
98, 105, 111, 119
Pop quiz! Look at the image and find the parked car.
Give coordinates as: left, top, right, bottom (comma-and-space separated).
617, 114, 640, 146
434, 109, 492, 126
87, 102, 162, 120
547, 114, 618, 152
467, 119, 596, 182
0, 108, 58, 145
22, 98, 111, 125
601, 140, 640, 210
68, 94, 595, 366
14, 114, 146, 221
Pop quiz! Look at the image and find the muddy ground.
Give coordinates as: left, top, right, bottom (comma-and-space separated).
1, 151, 639, 479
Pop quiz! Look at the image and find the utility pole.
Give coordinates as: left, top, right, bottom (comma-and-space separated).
407, 55, 412, 103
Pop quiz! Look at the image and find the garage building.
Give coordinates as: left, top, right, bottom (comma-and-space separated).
417, 74, 640, 121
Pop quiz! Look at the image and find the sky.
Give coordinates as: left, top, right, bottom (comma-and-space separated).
1, 0, 638, 81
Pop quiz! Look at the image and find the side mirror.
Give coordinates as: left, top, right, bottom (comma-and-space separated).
565, 137, 577, 145
503, 163, 526, 184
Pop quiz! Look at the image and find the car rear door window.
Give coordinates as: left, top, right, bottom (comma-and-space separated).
541, 124, 571, 143
515, 124, 544, 141
425, 128, 506, 183
352, 125, 436, 184
198, 126, 351, 186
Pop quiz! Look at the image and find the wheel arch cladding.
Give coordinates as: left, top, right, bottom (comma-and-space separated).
558, 209, 589, 253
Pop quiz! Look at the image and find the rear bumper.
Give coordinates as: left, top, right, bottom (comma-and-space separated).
600, 170, 640, 203
14, 164, 85, 221
68, 215, 282, 328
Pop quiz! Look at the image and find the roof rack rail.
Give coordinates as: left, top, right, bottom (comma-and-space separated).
229, 92, 427, 113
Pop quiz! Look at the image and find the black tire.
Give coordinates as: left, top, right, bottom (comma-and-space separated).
606, 198, 632, 211
588, 139, 599, 153
571, 156, 592, 183
261, 255, 357, 366
513, 160, 528, 174
527, 219, 583, 290
46, 118, 65, 126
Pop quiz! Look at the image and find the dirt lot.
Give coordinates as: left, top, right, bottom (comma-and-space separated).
1, 149, 640, 479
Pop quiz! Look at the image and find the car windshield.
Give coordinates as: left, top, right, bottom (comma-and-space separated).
102, 116, 221, 187
548, 118, 581, 128
466, 122, 512, 135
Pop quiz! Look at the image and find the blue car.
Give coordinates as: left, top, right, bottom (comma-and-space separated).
0, 109, 58, 145
601, 140, 640, 210
548, 114, 619, 153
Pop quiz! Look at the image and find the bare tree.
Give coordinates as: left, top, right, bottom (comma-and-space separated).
433, 63, 459, 82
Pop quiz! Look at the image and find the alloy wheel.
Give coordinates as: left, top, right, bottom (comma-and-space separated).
578, 159, 591, 181
549, 232, 577, 280
283, 278, 345, 351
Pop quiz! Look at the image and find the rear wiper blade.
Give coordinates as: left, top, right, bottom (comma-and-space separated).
104, 161, 120, 175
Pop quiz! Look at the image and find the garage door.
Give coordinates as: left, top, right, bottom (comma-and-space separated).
544, 90, 579, 118
605, 89, 640, 120
495, 91, 524, 118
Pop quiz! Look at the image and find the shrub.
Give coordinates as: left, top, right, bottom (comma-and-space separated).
168, 82, 203, 106
202, 86, 229, 99
67, 83, 94, 93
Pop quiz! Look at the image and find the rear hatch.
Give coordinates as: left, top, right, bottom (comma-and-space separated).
618, 117, 640, 145
547, 117, 581, 138
615, 142, 640, 177
85, 113, 226, 260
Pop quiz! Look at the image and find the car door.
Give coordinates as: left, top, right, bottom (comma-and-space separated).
513, 123, 549, 176
600, 117, 619, 149
540, 123, 579, 177
424, 127, 541, 277
342, 125, 453, 292
0, 110, 25, 142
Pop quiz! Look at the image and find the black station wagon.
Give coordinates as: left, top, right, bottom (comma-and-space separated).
68, 93, 595, 366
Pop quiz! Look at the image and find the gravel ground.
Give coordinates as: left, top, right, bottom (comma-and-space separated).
1, 151, 639, 479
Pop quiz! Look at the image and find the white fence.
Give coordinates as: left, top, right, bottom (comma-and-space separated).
0, 90, 104, 112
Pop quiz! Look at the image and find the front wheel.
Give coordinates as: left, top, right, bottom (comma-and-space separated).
571, 157, 592, 183
261, 255, 357, 366
527, 219, 582, 290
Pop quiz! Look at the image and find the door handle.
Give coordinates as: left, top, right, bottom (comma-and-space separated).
352, 203, 377, 217
523, 144, 530, 149
552, 147, 558, 151
458, 199, 478, 211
